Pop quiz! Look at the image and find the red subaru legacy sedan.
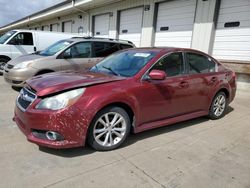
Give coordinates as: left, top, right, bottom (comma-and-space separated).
14, 48, 236, 151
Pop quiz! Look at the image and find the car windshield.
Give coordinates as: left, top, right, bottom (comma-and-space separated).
39, 40, 73, 56
91, 50, 157, 77
0, 31, 17, 44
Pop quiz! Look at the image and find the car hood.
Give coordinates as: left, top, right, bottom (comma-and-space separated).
26, 71, 126, 97
8, 54, 51, 66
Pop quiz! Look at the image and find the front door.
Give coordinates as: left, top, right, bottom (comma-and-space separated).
138, 52, 193, 124
8, 32, 35, 59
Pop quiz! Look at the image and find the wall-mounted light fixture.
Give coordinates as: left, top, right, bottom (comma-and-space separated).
144, 5, 150, 11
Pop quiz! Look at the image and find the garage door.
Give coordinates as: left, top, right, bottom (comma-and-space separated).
63, 21, 72, 33
212, 0, 250, 61
51, 23, 59, 32
42, 25, 49, 31
118, 7, 143, 47
94, 14, 110, 38
154, 0, 196, 48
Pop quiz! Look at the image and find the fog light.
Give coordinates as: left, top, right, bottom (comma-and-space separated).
45, 131, 63, 141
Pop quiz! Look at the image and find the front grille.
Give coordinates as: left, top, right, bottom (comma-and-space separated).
17, 87, 36, 111
7, 64, 14, 69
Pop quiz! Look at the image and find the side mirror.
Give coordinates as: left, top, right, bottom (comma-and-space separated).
148, 70, 166, 80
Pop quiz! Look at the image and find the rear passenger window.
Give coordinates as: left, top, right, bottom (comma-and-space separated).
151, 52, 184, 77
93, 42, 120, 57
186, 53, 216, 74
8, 32, 33, 45
64, 42, 91, 58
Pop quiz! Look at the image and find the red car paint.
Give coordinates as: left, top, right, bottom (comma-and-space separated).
13, 48, 236, 149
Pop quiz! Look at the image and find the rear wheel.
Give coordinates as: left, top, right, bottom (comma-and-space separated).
209, 92, 227, 119
88, 107, 130, 151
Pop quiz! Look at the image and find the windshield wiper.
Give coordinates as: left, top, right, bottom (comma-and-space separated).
102, 65, 120, 76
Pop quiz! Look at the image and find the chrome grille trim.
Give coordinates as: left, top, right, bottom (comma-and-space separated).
16, 87, 37, 111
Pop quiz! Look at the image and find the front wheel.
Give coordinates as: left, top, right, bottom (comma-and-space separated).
88, 107, 130, 151
209, 92, 227, 120
0, 58, 9, 74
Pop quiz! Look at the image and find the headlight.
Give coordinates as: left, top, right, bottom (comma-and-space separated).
36, 88, 85, 110
13, 61, 33, 69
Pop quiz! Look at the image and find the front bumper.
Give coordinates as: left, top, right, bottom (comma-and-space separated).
13, 99, 90, 149
4, 67, 36, 87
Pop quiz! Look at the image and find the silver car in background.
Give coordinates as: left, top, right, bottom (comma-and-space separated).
3, 37, 134, 87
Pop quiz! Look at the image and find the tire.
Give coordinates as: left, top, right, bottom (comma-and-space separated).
0, 58, 9, 75
88, 106, 131, 151
208, 92, 227, 120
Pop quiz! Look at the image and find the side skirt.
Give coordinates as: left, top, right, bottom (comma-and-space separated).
134, 111, 208, 133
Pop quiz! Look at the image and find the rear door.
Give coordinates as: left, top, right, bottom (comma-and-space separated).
8, 32, 35, 59
91, 41, 124, 66
60, 42, 93, 71
185, 51, 218, 112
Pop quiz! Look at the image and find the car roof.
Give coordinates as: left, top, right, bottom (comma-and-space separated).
122, 47, 210, 55
68, 37, 135, 46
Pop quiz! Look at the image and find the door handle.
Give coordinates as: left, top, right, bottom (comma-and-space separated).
178, 81, 188, 88
34, 46, 37, 52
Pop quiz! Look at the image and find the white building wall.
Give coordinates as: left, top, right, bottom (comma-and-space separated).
2, 0, 250, 64
88, 0, 147, 40
27, 13, 87, 34
191, 0, 218, 54
212, 0, 250, 62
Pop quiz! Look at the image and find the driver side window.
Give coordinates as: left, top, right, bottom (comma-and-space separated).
64, 42, 91, 58
151, 52, 184, 77
8, 32, 33, 45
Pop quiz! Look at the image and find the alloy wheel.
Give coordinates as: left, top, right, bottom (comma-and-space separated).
213, 94, 226, 117
93, 112, 127, 147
